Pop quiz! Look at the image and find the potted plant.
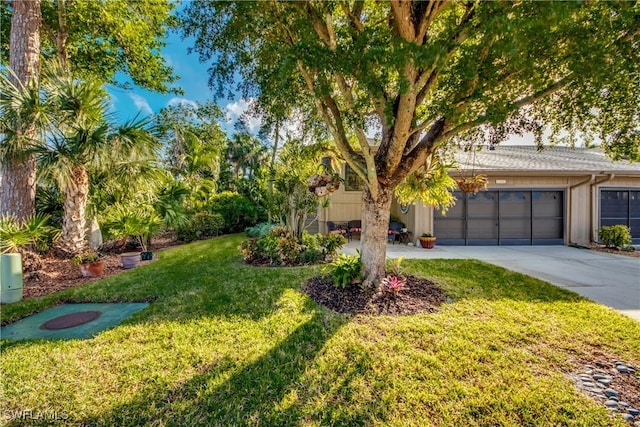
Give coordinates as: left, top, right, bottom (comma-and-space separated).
456, 174, 488, 194
419, 232, 436, 249
136, 214, 162, 261
72, 250, 106, 278
103, 204, 162, 265
120, 251, 141, 269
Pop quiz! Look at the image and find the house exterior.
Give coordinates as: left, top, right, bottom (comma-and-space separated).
318, 146, 640, 245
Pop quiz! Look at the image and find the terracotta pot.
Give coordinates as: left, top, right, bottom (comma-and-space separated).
419, 237, 436, 249
79, 260, 105, 278
121, 252, 140, 269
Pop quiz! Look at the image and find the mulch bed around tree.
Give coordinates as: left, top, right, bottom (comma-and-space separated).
14, 235, 183, 301
303, 275, 447, 316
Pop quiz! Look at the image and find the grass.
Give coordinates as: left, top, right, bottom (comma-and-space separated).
1, 234, 639, 426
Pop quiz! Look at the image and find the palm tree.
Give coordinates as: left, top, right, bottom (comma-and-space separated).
37, 73, 159, 256
226, 132, 267, 181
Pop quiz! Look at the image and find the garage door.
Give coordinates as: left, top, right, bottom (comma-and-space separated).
600, 190, 640, 244
434, 190, 564, 245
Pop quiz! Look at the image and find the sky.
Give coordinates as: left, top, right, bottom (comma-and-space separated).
106, 30, 257, 136
104, 18, 540, 146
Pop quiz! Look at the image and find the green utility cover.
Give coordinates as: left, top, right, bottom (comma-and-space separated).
0, 303, 149, 341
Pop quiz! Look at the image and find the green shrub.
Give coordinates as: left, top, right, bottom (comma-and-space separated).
240, 228, 346, 266
299, 248, 323, 264
323, 252, 363, 288
245, 222, 278, 238
0, 216, 30, 253
302, 233, 346, 258
209, 191, 264, 233
598, 224, 632, 248
177, 212, 225, 242
23, 213, 60, 253
102, 204, 163, 250
0, 214, 59, 254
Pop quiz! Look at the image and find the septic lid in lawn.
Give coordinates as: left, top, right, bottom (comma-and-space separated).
41, 311, 101, 330
1, 303, 149, 340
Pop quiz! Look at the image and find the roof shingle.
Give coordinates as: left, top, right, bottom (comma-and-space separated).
454, 146, 640, 174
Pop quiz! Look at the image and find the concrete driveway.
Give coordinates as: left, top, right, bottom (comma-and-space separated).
342, 242, 640, 321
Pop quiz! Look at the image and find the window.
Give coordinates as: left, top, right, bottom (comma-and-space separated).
344, 165, 364, 191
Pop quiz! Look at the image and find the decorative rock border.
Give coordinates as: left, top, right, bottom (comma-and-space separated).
571, 360, 639, 425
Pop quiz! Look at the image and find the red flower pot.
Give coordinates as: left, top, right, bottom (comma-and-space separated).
419, 237, 436, 249
79, 260, 105, 278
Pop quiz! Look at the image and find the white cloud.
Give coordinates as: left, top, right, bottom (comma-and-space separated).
224, 98, 262, 133
244, 116, 263, 134
166, 97, 199, 109
129, 93, 153, 116
224, 98, 250, 122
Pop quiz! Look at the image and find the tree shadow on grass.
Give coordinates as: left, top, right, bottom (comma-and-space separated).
82, 303, 365, 426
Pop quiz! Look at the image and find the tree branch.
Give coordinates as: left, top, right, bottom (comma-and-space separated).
416, 0, 450, 43
415, 2, 477, 106
440, 76, 573, 141
391, 117, 447, 183
341, 0, 364, 32
390, 0, 416, 41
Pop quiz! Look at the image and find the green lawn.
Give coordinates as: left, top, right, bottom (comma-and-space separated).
1, 235, 639, 426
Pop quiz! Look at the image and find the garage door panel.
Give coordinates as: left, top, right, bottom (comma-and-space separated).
467, 192, 498, 217
501, 218, 531, 238
533, 218, 563, 239
630, 219, 640, 239
467, 219, 498, 240
437, 193, 464, 218
601, 191, 628, 217
435, 219, 465, 240
533, 191, 563, 216
601, 189, 640, 242
500, 192, 531, 217
601, 217, 627, 227
631, 191, 640, 216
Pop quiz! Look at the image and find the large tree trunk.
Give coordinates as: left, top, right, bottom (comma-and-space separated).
0, 0, 41, 221
0, 155, 37, 221
360, 185, 394, 288
57, 167, 90, 256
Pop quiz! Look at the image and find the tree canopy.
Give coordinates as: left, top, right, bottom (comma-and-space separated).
183, 0, 639, 286
1, 0, 178, 93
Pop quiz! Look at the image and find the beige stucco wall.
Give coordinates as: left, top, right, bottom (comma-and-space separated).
318, 184, 362, 234
321, 171, 640, 244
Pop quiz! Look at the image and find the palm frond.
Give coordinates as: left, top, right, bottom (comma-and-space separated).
0, 70, 50, 161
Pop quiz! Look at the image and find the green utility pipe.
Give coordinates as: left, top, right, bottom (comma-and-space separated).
1, 253, 24, 303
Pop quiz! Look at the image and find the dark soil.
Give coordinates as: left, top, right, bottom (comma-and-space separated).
16, 235, 182, 300
589, 244, 639, 258
303, 274, 446, 316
